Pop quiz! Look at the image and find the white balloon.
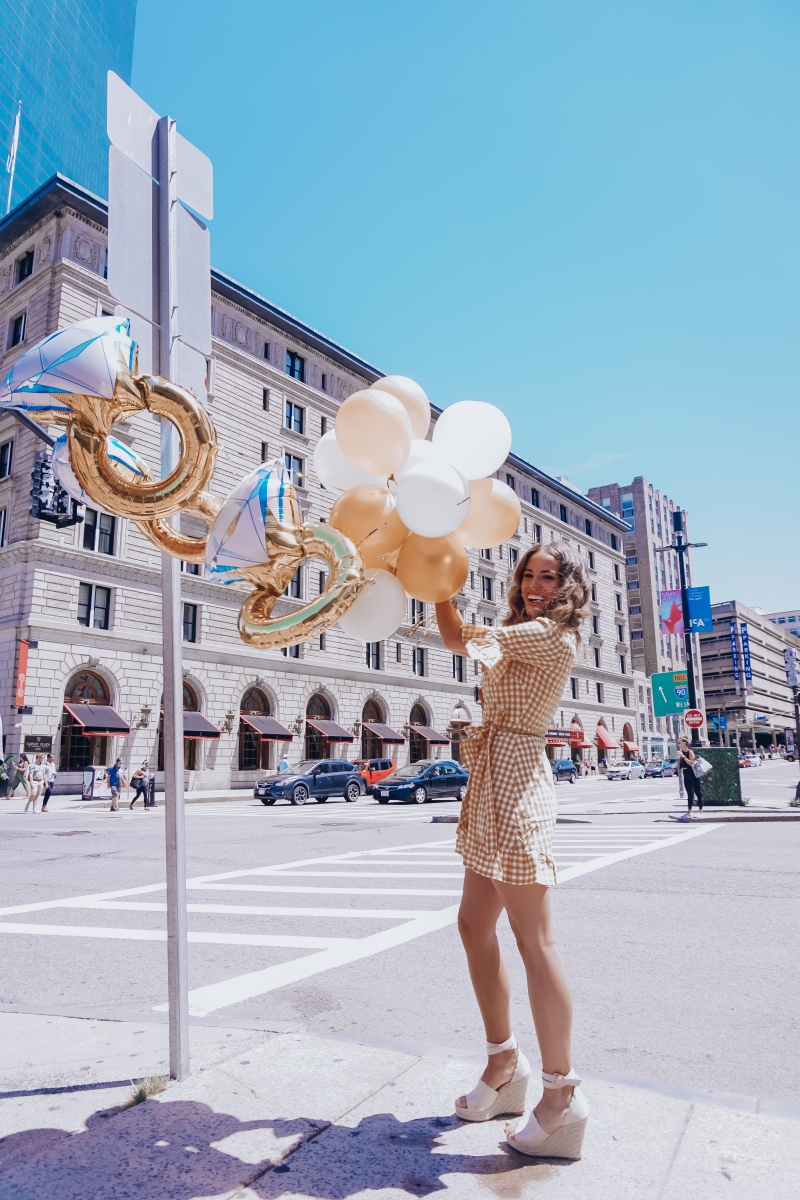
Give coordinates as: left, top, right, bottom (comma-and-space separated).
394, 438, 439, 482
431, 400, 512, 480
313, 429, 386, 492
337, 569, 408, 641
396, 459, 471, 538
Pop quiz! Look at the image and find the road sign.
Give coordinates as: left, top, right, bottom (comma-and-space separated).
687, 586, 712, 632
651, 670, 690, 716
684, 709, 704, 728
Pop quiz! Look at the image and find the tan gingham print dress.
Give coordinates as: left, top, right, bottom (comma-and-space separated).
457, 619, 578, 887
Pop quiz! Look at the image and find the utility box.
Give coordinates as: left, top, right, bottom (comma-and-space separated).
695, 748, 742, 805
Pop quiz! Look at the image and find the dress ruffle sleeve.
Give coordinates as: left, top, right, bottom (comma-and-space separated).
462, 619, 573, 671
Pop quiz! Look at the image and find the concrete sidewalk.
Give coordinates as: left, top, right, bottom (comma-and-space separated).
1, 1012, 797, 1199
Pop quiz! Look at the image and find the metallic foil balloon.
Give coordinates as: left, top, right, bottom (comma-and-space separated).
328, 485, 409, 568
0, 316, 217, 521
395, 532, 469, 603
206, 460, 366, 649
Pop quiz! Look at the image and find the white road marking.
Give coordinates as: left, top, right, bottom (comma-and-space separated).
0, 825, 724, 1016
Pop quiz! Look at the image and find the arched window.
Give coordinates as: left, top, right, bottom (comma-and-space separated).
158, 682, 200, 771
622, 722, 635, 760
305, 693, 331, 760
449, 704, 471, 764
59, 671, 109, 771
238, 688, 272, 771
409, 702, 428, 763
361, 699, 383, 760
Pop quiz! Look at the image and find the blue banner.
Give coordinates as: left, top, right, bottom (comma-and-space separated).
730, 621, 740, 692
686, 586, 712, 632
740, 622, 754, 694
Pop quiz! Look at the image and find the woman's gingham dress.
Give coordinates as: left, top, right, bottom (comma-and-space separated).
458, 619, 578, 886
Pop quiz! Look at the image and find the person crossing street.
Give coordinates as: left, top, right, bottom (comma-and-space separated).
103, 758, 127, 812
41, 755, 56, 811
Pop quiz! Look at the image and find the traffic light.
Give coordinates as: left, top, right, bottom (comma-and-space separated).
30, 450, 83, 528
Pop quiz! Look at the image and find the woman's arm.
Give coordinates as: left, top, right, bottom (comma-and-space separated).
435, 600, 466, 652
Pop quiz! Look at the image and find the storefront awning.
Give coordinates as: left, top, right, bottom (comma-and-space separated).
362, 721, 405, 744
410, 725, 450, 745
63, 703, 130, 736
183, 712, 221, 740
546, 727, 571, 746
306, 719, 355, 742
240, 715, 294, 742
571, 736, 594, 749
622, 740, 640, 753
595, 725, 620, 751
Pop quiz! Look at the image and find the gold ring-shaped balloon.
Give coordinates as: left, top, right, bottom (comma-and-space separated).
238, 523, 367, 650
135, 492, 224, 563
68, 375, 217, 521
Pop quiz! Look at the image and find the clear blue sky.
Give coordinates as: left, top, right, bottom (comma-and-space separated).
132, 0, 799, 612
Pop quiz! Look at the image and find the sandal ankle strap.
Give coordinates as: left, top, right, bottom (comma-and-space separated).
541, 1067, 581, 1088
487, 1035, 517, 1055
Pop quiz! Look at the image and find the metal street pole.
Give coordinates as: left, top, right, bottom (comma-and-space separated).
157, 114, 190, 1081
657, 513, 708, 749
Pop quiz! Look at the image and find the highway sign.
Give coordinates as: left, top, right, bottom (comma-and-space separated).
651, 670, 690, 716
684, 709, 704, 728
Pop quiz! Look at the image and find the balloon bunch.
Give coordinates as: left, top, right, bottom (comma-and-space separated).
1, 319, 520, 651
314, 377, 521, 642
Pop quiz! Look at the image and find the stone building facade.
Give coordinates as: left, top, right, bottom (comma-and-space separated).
0, 176, 641, 794
587, 475, 706, 759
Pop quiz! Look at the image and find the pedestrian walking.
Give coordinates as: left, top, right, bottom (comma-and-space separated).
677, 737, 703, 815
13, 754, 31, 805
103, 758, 127, 812
129, 762, 150, 809
436, 543, 591, 1161
25, 755, 45, 812
589, 760, 596, 776
278, 753, 289, 773
41, 754, 56, 811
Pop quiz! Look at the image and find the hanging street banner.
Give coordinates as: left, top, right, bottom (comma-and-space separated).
659, 590, 684, 636
740, 623, 754, 695
785, 647, 799, 689
730, 620, 740, 696
651, 670, 690, 716
686, 586, 713, 632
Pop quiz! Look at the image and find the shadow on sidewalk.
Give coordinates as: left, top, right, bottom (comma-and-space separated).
0, 1098, 564, 1199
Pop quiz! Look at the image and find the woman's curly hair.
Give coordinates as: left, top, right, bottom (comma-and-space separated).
504, 542, 590, 637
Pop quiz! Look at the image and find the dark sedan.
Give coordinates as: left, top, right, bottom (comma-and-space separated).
550, 758, 578, 783
374, 759, 469, 805
254, 759, 365, 806
644, 760, 676, 778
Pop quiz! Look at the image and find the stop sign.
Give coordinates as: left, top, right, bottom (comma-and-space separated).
684, 709, 704, 728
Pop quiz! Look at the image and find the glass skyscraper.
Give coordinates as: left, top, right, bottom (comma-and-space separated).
1, 0, 136, 208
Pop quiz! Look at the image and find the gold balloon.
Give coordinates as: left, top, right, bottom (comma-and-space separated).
135, 491, 224, 563
369, 376, 431, 439
334, 390, 412, 476
329, 485, 409, 568
68, 375, 217, 521
395, 533, 469, 603
456, 477, 521, 548
238, 523, 367, 650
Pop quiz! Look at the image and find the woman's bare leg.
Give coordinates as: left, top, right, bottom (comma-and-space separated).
497, 879, 575, 1133
455, 868, 518, 1104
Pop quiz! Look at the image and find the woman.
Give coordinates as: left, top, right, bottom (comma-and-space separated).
677, 737, 703, 815
436, 543, 590, 1160
25, 755, 45, 812
129, 762, 150, 809
13, 754, 31, 805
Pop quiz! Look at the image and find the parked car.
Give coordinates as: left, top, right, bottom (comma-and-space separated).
606, 759, 646, 780
644, 760, 676, 778
254, 759, 365, 806
550, 759, 578, 783
738, 754, 761, 769
374, 759, 469, 804
354, 758, 397, 790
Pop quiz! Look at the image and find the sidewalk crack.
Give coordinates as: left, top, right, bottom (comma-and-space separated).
658, 1102, 694, 1200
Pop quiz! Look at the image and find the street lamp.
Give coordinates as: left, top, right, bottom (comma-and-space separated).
655, 511, 707, 747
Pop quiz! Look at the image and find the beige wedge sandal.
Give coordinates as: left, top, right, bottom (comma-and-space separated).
506, 1068, 588, 1159
454, 1035, 531, 1122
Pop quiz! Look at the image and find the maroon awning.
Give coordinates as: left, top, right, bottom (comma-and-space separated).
622, 740, 640, 753
362, 721, 405, 744
595, 725, 620, 751
410, 725, 449, 745
240, 715, 294, 742
183, 712, 221, 740
306, 719, 354, 742
63, 703, 130, 736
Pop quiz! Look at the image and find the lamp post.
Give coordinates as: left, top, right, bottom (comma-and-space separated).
655, 511, 707, 748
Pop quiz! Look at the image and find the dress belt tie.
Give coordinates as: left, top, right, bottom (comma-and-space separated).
460, 716, 547, 858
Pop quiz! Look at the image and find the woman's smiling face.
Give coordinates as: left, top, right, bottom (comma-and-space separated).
521, 550, 560, 619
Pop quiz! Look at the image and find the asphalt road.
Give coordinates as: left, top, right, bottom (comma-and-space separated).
1, 782, 798, 1106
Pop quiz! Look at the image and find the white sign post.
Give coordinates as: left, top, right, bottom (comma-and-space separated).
106, 72, 213, 1080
